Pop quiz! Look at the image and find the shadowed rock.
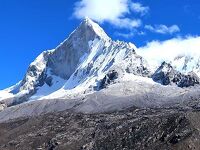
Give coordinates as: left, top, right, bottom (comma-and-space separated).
152, 62, 200, 87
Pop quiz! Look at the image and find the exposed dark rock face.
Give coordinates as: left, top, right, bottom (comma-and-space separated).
98, 70, 119, 89
178, 72, 200, 87
152, 62, 200, 87
45, 76, 53, 87
152, 62, 179, 85
125, 54, 151, 77
0, 108, 200, 150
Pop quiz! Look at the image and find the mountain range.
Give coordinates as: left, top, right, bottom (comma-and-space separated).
0, 18, 200, 122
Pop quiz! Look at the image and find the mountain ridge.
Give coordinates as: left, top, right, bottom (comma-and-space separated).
1, 18, 200, 121
0, 18, 151, 105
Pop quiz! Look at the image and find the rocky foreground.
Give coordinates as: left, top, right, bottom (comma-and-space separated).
0, 107, 200, 150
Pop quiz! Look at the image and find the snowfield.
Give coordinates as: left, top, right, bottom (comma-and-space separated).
1, 74, 200, 122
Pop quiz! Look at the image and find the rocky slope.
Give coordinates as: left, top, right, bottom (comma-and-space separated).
152, 62, 200, 87
0, 107, 200, 150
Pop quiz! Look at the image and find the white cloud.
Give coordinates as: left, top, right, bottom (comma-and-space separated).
115, 30, 145, 38
110, 18, 142, 29
115, 32, 135, 38
73, 0, 181, 36
145, 24, 180, 34
130, 2, 149, 15
137, 36, 200, 67
73, 0, 129, 22
73, 0, 148, 29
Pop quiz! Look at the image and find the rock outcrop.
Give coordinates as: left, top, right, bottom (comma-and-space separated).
152, 62, 200, 87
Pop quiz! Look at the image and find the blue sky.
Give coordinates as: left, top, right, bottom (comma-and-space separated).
0, 0, 200, 89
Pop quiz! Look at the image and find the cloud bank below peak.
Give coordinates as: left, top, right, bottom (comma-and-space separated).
137, 36, 200, 67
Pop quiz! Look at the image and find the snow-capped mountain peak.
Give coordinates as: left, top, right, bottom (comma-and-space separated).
1, 18, 200, 110
1, 18, 200, 122
0, 18, 150, 105
80, 17, 110, 40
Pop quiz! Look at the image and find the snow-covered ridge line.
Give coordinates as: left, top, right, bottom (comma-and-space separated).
0, 17, 142, 104
0, 18, 200, 111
